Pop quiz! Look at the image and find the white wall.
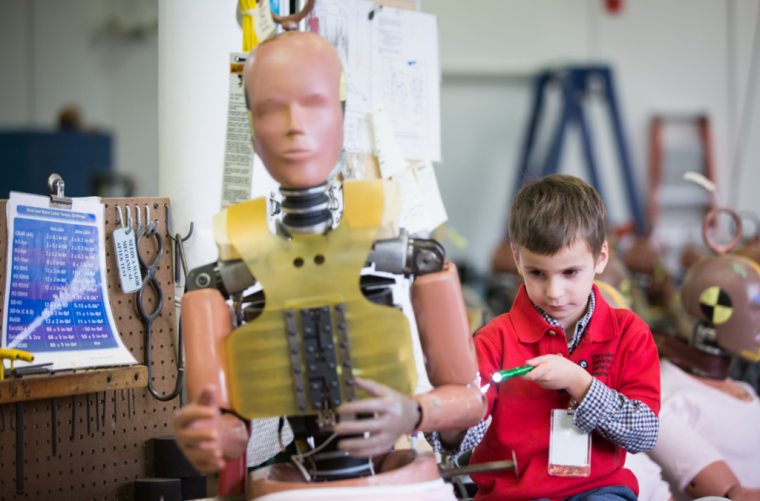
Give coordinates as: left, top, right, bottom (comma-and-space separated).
423, 0, 760, 274
0, 0, 159, 197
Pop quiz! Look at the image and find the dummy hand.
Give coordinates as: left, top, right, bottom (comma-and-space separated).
522, 354, 593, 402
174, 385, 249, 473
333, 377, 420, 458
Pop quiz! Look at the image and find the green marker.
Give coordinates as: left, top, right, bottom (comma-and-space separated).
492, 365, 534, 383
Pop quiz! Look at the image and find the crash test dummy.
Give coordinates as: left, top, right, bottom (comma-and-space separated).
648, 208, 760, 501
172, 30, 486, 499
429, 175, 661, 501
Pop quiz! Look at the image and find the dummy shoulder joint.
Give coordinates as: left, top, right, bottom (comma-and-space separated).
185, 259, 255, 297
367, 229, 446, 277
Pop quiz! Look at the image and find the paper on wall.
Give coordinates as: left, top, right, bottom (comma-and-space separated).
2, 192, 137, 370
413, 160, 448, 230
392, 167, 431, 235
221, 53, 255, 210
309, 0, 441, 161
372, 106, 407, 179
370, 6, 441, 162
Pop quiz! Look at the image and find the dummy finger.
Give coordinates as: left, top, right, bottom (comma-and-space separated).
336, 398, 389, 416
334, 416, 389, 436
175, 428, 219, 448
175, 405, 218, 429
353, 377, 391, 398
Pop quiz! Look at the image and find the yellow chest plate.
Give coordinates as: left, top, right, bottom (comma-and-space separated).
224, 180, 416, 419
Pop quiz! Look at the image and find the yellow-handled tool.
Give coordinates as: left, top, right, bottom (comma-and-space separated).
0, 348, 34, 381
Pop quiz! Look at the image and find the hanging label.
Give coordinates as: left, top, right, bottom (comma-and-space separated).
112, 227, 142, 294
221, 53, 255, 210
254, 0, 276, 42
548, 409, 592, 477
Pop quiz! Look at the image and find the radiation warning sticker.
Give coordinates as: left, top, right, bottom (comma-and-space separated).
699, 286, 733, 325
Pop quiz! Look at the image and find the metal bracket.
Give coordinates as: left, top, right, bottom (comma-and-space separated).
285, 304, 355, 415
284, 310, 308, 414
334, 304, 356, 402
301, 307, 342, 411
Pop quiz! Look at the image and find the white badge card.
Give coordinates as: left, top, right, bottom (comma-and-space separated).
548, 409, 591, 477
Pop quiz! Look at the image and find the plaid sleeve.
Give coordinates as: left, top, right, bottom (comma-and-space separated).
424, 419, 488, 457
573, 377, 659, 454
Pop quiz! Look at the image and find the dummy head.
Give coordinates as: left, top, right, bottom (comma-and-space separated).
681, 208, 760, 362
681, 255, 760, 362
243, 31, 344, 189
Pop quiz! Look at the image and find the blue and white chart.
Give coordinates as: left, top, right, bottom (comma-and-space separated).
2, 192, 137, 370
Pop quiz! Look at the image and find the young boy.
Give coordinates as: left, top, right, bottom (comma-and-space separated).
430, 175, 660, 501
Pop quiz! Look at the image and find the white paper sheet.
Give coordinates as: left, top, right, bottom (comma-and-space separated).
372, 106, 407, 179
414, 160, 448, 230
370, 6, 441, 162
308, 1, 441, 161
2, 192, 137, 370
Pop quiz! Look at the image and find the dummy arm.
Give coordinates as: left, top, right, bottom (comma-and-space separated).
412, 263, 487, 431
688, 461, 760, 501
175, 288, 250, 472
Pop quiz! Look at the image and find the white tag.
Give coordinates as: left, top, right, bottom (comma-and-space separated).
371, 106, 407, 179
253, 0, 276, 43
548, 409, 591, 477
112, 227, 142, 294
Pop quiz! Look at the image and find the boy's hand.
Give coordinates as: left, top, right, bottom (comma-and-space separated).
521, 354, 593, 403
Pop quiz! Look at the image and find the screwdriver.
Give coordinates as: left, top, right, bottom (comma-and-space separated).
492, 365, 535, 382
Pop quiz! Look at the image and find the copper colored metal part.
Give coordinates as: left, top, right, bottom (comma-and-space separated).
702, 207, 742, 255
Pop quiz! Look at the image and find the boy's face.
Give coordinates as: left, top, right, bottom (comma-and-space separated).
512, 239, 609, 332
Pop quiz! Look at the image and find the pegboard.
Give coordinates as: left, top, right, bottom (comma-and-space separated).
0, 197, 183, 501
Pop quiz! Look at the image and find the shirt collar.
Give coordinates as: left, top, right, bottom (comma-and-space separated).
511, 283, 617, 345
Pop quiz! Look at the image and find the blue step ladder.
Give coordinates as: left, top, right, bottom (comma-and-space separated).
514, 66, 645, 235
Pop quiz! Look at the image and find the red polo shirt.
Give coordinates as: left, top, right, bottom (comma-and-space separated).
470, 284, 660, 501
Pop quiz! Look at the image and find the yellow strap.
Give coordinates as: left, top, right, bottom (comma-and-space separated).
239, 0, 258, 52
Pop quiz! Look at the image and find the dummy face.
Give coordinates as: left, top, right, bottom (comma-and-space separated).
243, 32, 344, 189
512, 239, 609, 333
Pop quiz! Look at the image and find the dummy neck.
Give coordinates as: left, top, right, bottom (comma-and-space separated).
280, 182, 333, 235
657, 324, 731, 380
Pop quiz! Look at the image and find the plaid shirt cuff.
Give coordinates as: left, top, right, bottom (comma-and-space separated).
574, 377, 659, 454
425, 419, 488, 457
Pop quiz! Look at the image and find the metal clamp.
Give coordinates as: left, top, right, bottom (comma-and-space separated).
48, 174, 72, 209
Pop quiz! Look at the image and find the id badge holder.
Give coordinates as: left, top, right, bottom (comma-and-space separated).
548, 408, 591, 477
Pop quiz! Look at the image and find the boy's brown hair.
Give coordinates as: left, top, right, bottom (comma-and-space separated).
508, 174, 607, 257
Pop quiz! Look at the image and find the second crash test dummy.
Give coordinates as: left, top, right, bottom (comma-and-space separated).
173, 28, 486, 499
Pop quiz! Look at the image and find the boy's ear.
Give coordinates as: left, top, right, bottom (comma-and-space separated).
594, 240, 610, 274
511, 244, 523, 276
